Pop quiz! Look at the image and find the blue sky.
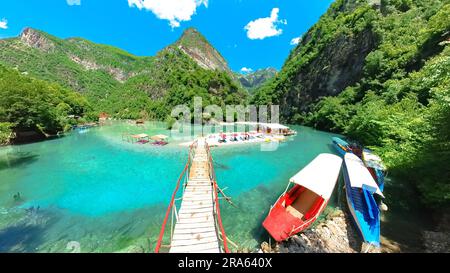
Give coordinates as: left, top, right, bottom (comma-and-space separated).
0, 0, 334, 72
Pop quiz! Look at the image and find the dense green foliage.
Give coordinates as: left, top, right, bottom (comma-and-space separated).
254, 0, 450, 207
0, 65, 90, 143
0, 28, 247, 121
0, 122, 13, 145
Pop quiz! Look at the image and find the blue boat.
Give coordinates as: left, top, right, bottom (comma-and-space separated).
343, 153, 384, 247
332, 137, 352, 156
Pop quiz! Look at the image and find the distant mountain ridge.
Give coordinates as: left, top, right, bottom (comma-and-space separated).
237, 68, 277, 93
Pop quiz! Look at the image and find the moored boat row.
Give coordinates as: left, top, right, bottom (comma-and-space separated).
263, 136, 388, 248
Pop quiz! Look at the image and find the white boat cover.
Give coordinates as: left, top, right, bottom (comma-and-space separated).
260, 123, 289, 130
234, 122, 289, 130
362, 149, 386, 170
289, 154, 343, 200
345, 153, 384, 197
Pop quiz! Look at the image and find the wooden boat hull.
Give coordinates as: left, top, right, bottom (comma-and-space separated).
263, 185, 327, 242
343, 162, 381, 247
332, 137, 351, 157
263, 154, 342, 242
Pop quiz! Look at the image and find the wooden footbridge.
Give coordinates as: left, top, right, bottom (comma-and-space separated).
154, 138, 231, 253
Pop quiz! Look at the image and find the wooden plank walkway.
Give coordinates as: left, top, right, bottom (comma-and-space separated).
169, 138, 221, 253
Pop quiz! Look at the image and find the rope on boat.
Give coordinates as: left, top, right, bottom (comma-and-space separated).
363, 242, 372, 253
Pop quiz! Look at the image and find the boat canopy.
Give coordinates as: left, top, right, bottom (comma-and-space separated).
235, 121, 259, 126
151, 134, 169, 141
234, 122, 289, 130
219, 122, 236, 126
345, 153, 384, 197
332, 137, 349, 147
362, 149, 386, 170
289, 154, 343, 200
132, 134, 149, 139
261, 123, 289, 130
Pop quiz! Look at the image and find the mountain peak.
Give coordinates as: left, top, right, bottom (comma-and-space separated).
175, 28, 230, 72
20, 27, 56, 52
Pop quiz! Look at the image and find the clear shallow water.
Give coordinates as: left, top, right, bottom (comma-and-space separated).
0, 122, 429, 252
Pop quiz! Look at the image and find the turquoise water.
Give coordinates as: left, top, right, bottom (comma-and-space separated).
0, 122, 428, 252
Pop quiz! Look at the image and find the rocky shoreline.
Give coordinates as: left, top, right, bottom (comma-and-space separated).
259, 209, 403, 253
259, 208, 450, 254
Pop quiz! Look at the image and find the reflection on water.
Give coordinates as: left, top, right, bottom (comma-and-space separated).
0, 122, 432, 252
0, 152, 40, 171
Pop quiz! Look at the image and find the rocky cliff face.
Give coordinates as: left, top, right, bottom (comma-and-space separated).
20, 28, 56, 52
252, 0, 383, 121
176, 28, 231, 73
281, 28, 376, 116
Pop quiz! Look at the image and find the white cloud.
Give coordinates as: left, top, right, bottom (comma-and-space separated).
240, 67, 253, 74
0, 19, 8, 30
290, 36, 301, 46
67, 0, 81, 5
128, 0, 208, 28
244, 8, 287, 40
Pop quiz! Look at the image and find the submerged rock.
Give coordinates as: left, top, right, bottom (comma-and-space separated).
423, 231, 450, 253
115, 244, 146, 253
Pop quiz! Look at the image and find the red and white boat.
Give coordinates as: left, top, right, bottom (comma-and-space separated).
262, 154, 343, 242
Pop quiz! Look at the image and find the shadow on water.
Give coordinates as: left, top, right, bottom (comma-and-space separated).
0, 208, 56, 253
0, 152, 40, 171
0, 223, 46, 253
213, 161, 230, 170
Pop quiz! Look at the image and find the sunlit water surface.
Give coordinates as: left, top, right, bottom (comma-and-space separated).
0, 122, 430, 252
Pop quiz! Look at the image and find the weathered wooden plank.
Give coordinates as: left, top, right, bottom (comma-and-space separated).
179, 204, 213, 211
179, 211, 214, 220
173, 226, 216, 234
177, 202, 213, 209
195, 248, 221, 253
173, 231, 217, 241
170, 242, 220, 253
184, 186, 212, 191
171, 236, 219, 247
183, 191, 213, 197
174, 221, 216, 229
181, 198, 213, 204
182, 195, 213, 202
177, 215, 214, 224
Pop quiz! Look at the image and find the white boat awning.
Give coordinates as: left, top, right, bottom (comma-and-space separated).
362, 149, 386, 170
289, 154, 343, 200
345, 153, 384, 197
260, 123, 289, 130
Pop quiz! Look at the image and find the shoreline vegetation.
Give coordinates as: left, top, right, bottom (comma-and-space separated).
0, 0, 448, 253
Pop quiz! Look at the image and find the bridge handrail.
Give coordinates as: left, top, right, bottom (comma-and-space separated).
205, 142, 230, 253
154, 140, 197, 253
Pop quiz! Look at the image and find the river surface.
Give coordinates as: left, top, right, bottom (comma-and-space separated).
0, 122, 431, 252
